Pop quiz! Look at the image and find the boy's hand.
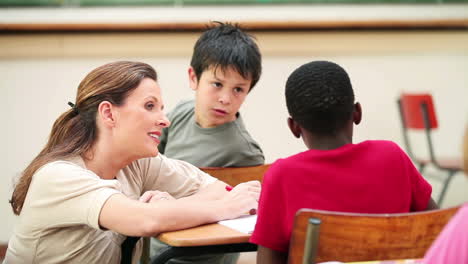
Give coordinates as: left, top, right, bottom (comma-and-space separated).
139, 190, 175, 203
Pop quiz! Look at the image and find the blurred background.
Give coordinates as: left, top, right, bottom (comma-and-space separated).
1, 0, 467, 261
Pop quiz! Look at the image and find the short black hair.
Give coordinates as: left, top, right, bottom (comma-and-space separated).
285, 61, 355, 136
190, 21, 262, 91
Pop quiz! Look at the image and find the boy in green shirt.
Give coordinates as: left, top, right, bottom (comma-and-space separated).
152, 22, 264, 263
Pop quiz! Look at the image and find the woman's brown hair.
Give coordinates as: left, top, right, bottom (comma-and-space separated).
10, 61, 157, 215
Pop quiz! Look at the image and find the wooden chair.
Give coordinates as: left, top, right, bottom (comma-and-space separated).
397, 93, 462, 205
200, 164, 270, 186
288, 206, 460, 264
397, 95, 431, 173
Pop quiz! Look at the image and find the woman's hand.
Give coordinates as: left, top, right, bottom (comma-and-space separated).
222, 180, 261, 219
230, 181, 261, 201
139, 190, 175, 203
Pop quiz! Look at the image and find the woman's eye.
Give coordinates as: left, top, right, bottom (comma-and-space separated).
145, 103, 155, 110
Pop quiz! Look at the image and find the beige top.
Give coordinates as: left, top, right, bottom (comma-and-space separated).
4, 154, 216, 264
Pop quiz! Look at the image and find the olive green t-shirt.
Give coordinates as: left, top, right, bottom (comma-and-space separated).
159, 100, 264, 167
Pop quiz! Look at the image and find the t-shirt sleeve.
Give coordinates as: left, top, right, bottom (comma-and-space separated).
234, 117, 265, 167
27, 161, 121, 230
398, 147, 432, 211
141, 154, 216, 198
424, 204, 468, 264
250, 161, 289, 252
235, 141, 265, 167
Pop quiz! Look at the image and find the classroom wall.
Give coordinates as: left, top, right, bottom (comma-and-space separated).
1, 30, 468, 243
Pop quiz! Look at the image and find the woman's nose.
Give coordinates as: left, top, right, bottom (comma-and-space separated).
157, 114, 171, 128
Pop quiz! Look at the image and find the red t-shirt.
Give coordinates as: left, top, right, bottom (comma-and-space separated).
250, 140, 432, 253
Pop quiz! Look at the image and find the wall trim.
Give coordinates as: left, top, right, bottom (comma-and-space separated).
1, 20, 468, 33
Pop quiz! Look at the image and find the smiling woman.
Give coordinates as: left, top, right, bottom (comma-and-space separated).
4, 61, 261, 264
100, 77, 171, 162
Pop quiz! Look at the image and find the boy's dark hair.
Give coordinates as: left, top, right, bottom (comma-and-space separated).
285, 61, 355, 136
190, 21, 262, 91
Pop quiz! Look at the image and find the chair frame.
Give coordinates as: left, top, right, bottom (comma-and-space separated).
397, 94, 461, 205
397, 98, 429, 172
288, 206, 460, 264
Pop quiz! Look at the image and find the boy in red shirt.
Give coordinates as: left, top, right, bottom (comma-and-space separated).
250, 60, 438, 264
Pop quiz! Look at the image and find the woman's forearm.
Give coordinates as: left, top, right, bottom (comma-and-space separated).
99, 188, 257, 237
182, 180, 229, 201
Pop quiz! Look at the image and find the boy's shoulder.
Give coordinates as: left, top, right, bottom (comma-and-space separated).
162, 100, 195, 133
275, 140, 403, 164
359, 140, 402, 152
167, 100, 195, 122
357, 140, 410, 162
170, 99, 195, 115
267, 140, 407, 177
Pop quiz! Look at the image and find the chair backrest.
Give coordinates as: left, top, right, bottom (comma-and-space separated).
199, 164, 270, 186
288, 206, 460, 264
399, 93, 438, 130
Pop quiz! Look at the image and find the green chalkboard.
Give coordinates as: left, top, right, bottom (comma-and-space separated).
1, 0, 467, 6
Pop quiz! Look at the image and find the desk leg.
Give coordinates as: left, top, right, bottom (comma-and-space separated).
150, 243, 257, 264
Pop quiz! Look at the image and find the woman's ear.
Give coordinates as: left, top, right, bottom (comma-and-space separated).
287, 117, 301, 138
188, 67, 199, 91
98, 101, 116, 128
353, 102, 362, 125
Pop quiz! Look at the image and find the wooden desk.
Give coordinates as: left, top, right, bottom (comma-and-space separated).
150, 223, 256, 264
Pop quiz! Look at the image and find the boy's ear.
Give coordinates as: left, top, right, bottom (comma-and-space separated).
188, 67, 199, 91
287, 117, 301, 138
98, 101, 116, 128
353, 102, 362, 125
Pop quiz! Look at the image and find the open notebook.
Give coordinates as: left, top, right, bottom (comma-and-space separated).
218, 214, 258, 234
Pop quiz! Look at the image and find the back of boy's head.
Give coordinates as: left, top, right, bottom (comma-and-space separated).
285, 60, 355, 136
190, 21, 262, 91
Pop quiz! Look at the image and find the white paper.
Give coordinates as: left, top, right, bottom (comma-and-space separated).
218, 214, 258, 234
